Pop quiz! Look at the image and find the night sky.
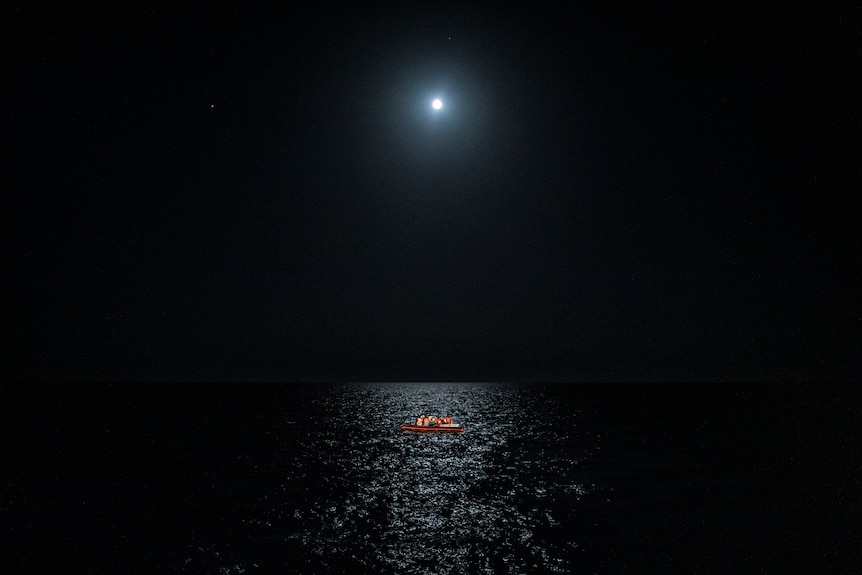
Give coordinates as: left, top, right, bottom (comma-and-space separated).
9, 4, 860, 381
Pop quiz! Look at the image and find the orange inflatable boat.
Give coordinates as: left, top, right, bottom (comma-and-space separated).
401, 415, 465, 433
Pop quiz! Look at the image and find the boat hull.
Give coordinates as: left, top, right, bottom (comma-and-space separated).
401, 424, 465, 433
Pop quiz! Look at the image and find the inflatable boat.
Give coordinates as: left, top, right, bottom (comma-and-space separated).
400, 422, 465, 433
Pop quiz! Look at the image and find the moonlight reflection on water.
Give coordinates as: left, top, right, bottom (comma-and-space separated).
325, 383, 587, 573
198, 383, 595, 573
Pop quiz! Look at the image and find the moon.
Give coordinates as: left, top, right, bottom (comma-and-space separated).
432, 98, 443, 110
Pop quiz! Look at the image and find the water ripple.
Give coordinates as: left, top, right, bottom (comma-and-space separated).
177, 383, 596, 573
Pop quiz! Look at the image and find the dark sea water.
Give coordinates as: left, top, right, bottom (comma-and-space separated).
2, 383, 860, 573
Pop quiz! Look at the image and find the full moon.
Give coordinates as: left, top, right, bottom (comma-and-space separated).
432, 98, 443, 110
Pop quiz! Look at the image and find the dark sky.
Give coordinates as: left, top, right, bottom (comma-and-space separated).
8, 4, 860, 381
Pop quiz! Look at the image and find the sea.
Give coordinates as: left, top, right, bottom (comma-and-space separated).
2, 383, 860, 574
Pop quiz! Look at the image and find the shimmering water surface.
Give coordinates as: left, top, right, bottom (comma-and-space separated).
3, 383, 860, 573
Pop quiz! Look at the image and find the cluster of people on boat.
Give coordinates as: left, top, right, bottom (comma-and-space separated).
415, 414, 453, 427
